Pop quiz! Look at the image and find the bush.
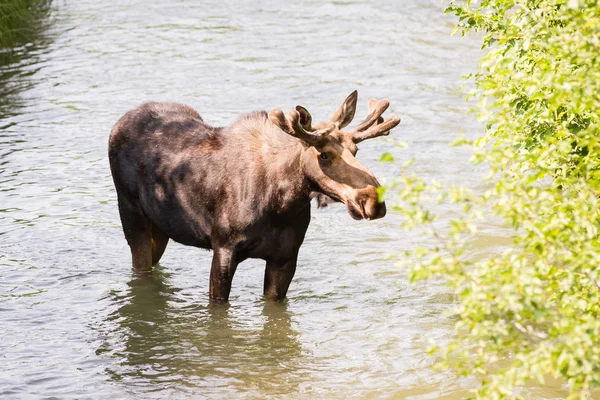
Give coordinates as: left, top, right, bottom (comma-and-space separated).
390, 1, 600, 398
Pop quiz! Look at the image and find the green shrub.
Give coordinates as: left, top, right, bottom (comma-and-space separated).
390, 1, 600, 398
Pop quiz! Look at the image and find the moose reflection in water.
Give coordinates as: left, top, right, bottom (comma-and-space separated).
100, 267, 307, 397
109, 91, 401, 303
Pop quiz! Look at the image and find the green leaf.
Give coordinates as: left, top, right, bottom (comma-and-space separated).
380, 152, 395, 162
381, 1, 600, 397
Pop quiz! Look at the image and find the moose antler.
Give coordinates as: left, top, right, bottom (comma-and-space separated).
269, 106, 335, 146
351, 98, 401, 143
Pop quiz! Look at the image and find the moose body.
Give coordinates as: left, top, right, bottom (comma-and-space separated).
109, 91, 400, 302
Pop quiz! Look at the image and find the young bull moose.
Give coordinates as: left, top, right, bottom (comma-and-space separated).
109, 91, 400, 303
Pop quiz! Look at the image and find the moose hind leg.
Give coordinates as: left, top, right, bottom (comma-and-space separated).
151, 223, 169, 265
209, 247, 239, 303
117, 194, 152, 271
264, 259, 297, 301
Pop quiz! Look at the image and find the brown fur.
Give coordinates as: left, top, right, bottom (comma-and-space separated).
109, 92, 400, 303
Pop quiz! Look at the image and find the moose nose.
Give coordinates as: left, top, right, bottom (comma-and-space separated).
363, 195, 386, 220
369, 198, 387, 220
357, 187, 386, 220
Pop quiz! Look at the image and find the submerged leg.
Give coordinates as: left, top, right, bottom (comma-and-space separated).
263, 258, 297, 301
117, 194, 152, 271
151, 224, 169, 265
209, 247, 239, 303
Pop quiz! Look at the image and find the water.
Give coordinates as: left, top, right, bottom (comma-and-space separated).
0, 1, 570, 399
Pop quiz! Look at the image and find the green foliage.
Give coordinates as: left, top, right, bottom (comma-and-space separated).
0, 0, 51, 50
388, 0, 600, 398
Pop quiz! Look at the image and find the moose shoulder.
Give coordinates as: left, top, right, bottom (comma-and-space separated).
109, 91, 400, 303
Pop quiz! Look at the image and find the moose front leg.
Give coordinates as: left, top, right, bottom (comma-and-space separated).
264, 258, 297, 301
209, 247, 239, 303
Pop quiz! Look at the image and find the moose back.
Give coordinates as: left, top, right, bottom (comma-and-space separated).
109, 91, 400, 303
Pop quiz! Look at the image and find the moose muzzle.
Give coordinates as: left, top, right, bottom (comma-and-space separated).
346, 186, 386, 221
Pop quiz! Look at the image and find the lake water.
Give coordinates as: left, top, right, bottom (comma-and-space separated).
0, 1, 570, 398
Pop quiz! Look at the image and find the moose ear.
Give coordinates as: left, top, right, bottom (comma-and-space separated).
329, 90, 358, 129
295, 105, 312, 128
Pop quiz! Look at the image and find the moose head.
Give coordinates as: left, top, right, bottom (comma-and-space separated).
268, 91, 401, 221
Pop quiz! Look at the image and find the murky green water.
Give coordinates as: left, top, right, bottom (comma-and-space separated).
0, 1, 571, 399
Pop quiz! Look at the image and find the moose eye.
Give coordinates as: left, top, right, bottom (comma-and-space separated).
319, 152, 329, 161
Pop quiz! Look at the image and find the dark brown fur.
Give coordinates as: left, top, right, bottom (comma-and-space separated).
109, 93, 400, 303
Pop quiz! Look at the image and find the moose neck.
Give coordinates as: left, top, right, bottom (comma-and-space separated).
261, 123, 313, 216
226, 112, 314, 217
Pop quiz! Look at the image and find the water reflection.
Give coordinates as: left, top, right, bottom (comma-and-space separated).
0, 5, 53, 120
102, 266, 306, 397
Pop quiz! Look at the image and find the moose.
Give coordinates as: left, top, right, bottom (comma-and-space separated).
109, 91, 400, 303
